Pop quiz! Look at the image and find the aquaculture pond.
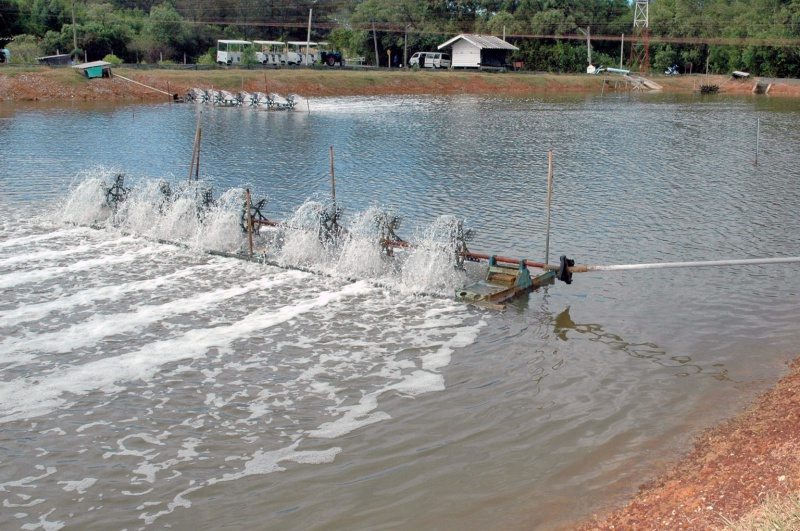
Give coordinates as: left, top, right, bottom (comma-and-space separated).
1, 93, 799, 529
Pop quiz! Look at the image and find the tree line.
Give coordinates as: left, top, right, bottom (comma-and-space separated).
1, 0, 800, 76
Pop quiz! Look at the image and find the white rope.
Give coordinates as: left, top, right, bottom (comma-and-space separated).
114, 74, 172, 96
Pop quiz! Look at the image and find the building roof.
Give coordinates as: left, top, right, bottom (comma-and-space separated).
72, 61, 112, 69
217, 40, 252, 45
252, 40, 285, 46
37, 53, 71, 60
438, 34, 518, 51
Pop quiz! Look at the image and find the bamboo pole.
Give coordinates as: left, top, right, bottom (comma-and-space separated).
188, 116, 200, 182
329, 145, 337, 203
755, 117, 760, 166
245, 188, 254, 257
544, 150, 554, 266
195, 127, 202, 180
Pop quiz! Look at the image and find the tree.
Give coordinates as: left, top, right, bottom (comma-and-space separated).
7, 33, 42, 62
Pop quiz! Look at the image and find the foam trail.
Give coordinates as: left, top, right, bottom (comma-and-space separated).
1, 270, 307, 359
0, 247, 157, 289
0, 227, 90, 251
0, 237, 135, 268
0, 281, 375, 423
0, 261, 230, 328
141, 441, 341, 525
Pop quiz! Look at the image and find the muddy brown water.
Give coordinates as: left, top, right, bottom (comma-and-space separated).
0, 93, 799, 530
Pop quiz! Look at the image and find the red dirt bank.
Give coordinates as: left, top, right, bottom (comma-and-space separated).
3, 67, 800, 101
582, 358, 800, 529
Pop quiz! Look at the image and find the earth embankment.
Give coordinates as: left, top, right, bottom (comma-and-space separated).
3, 66, 799, 101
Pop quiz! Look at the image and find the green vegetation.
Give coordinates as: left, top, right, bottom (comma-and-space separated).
102, 52, 122, 64
1, 0, 799, 76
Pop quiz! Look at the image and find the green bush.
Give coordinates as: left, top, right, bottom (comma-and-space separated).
241, 48, 259, 66
7, 34, 43, 64
197, 49, 216, 65
103, 54, 123, 65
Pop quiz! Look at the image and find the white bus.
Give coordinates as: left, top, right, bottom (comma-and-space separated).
252, 40, 286, 66
216, 40, 251, 65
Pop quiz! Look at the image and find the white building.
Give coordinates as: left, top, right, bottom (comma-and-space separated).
437, 34, 518, 69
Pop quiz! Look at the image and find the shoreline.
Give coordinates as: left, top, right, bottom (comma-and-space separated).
580, 357, 800, 529
4, 67, 800, 102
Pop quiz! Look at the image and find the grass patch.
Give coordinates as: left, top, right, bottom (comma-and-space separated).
721, 493, 800, 530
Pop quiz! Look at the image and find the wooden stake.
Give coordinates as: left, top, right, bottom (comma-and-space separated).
245, 188, 254, 257
545, 150, 554, 266
329, 145, 336, 203
195, 127, 202, 180
188, 115, 200, 182
755, 117, 760, 166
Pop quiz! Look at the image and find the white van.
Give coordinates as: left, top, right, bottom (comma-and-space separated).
409, 52, 451, 69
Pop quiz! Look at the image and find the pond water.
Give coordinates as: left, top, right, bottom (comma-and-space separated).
1, 92, 799, 530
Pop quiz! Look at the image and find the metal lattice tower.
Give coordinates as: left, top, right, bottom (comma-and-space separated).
630, 0, 650, 72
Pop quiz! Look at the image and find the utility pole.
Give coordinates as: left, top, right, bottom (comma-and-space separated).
305, 8, 312, 66
71, 0, 78, 53
372, 21, 379, 67
620, 33, 624, 69
404, 25, 408, 68
577, 26, 591, 65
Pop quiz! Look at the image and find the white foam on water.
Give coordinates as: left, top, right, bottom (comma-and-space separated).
0, 467, 57, 492
128, 438, 202, 484
307, 393, 390, 439
57, 479, 96, 495
0, 260, 229, 328
0, 246, 157, 290
420, 318, 486, 372
19, 508, 63, 531
0, 227, 91, 251
0, 237, 134, 268
0, 281, 375, 423
75, 421, 111, 433
1, 270, 305, 359
140, 441, 341, 525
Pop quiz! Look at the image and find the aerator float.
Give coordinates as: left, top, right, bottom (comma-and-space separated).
99, 173, 577, 309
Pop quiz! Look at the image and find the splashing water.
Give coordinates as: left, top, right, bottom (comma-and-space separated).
1, 170, 487, 530
59, 173, 476, 296
61, 170, 244, 253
